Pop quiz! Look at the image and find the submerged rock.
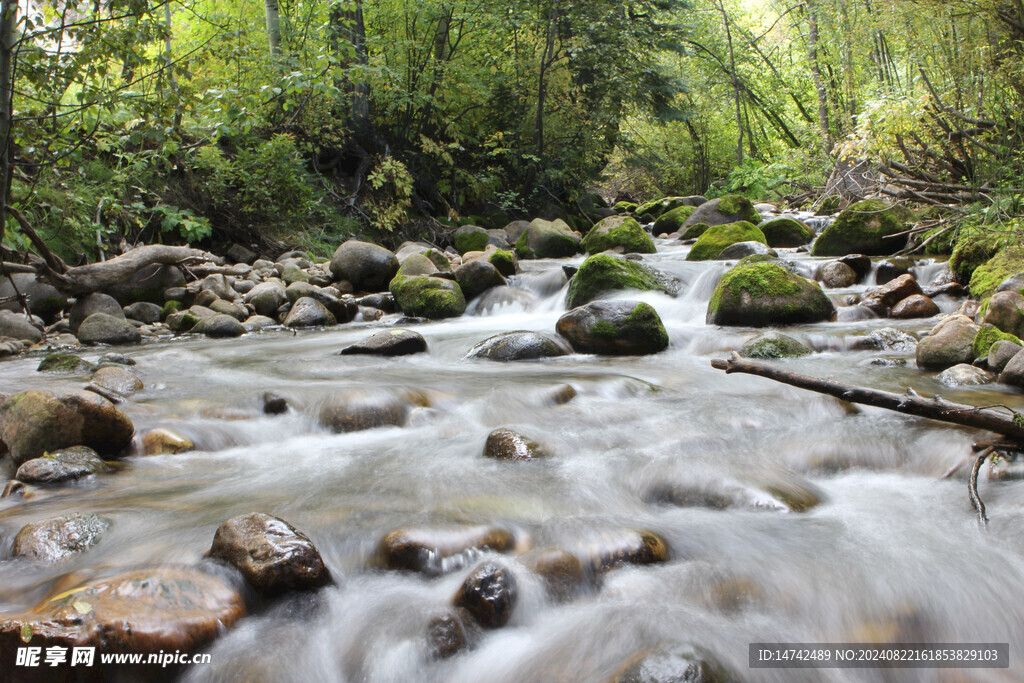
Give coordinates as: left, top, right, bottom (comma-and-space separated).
209, 512, 332, 595
612, 644, 732, 683
141, 428, 194, 455
12, 512, 111, 563
341, 329, 428, 356
90, 365, 144, 396
0, 389, 134, 465
454, 562, 518, 629
852, 327, 917, 353
740, 331, 812, 359
464, 331, 570, 361
318, 391, 410, 433
556, 300, 669, 355
427, 609, 478, 659
563, 528, 669, 573
15, 446, 111, 484
0, 568, 245, 658
36, 353, 94, 374
522, 548, 584, 600
378, 525, 515, 575
483, 428, 547, 460
938, 364, 993, 387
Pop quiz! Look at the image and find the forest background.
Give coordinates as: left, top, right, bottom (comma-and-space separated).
0, 0, 1021, 269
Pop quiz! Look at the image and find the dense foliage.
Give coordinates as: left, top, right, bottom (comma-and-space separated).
0, 0, 1023, 259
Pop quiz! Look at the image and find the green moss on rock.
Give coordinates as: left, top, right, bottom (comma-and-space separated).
613, 201, 638, 214
759, 217, 814, 248
636, 196, 690, 218
681, 222, 710, 240
454, 228, 491, 255
514, 219, 581, 259
652, 206, 697, 236
488, 249, 517, 276
707, 262, 835, 326
740, 331, 813, 359
389, 275, 467, 319
37, 354, 94, 374
566, 254, 671, 308
583, 216, 656, 254
687, 221, 767, 261
973, 323, 1021, 358
968, 246, 1024, 299
810, 200, 908, 256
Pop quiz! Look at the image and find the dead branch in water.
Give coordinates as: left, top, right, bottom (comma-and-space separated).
710, 353, 1024, 443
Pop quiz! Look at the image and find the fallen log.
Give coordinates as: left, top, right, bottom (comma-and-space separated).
710, 352, 1024, 443
41, 245, 214, 297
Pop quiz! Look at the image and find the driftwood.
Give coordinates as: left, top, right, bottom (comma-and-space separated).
39, 245, 213, 296
711, 353, 1024, 524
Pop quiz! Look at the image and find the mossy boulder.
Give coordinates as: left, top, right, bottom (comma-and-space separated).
682, 194, 761, 229
740, 331, 813, 358
390, 275, 467, 319
949, 227, 1009, 283
810, 200, 908, 256
652, 205, 697, 236
969, 246, 1024, 299
680, 222, 711, 240
556, 300, 669, 355
638, 196, 705, 218
487, 248, 517, 276
582, 216, 655, 254
0, 389, 134, 465
454, 225, 491, 255
613, 201, 638, 214
566, 254, 674, 309
686, 221, 767, 261
973, 323, 1022, 359
514, 219, 581, 259
37, 353, 94, 374
980, 290, 1024, 338
759, 217, 815, 248
707, 262, 836, 327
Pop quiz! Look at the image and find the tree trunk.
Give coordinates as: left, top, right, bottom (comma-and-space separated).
717, 0, 743, 167
264, 0, 283, 58
805, 0, 832, 155
535, 2, 560, 158
330, 0, 370, 137
710, 353, 1024, 443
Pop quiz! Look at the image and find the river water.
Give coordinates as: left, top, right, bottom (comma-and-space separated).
2, 228, 1024, 682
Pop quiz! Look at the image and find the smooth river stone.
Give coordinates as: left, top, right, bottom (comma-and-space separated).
378, 525, 516, 575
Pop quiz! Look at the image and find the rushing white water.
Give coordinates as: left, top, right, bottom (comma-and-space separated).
2, 236, 1024, 682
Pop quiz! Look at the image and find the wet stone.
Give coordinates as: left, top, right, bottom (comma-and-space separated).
12, 512, 110, 563
563, 528, 669, 573
0, 567, 245, 659
90, 365, 144, 397
453, 562, 518, 629
318, 392, 410, 433
263, 392, 289, 414
378, 525, 516, 575
938, 364, 993, 387
612, 644, 732, 683
141, 428, 194, 455
340, 329, 427, 357
426, 608, 479, 659
36, 353, 94, 374
464, 331, 570, 361
16, 446, 111, 484
209, 512, 332, 595
522, 547, 584, 600
483, 428, 547, 461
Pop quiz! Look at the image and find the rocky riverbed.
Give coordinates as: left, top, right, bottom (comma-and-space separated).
2, 197, 1024, 681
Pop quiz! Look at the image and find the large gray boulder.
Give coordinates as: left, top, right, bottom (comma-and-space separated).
0, 310, 43, 343
682, 194, 761, 228
330, 240, 399, 291
916, 315, 979, 371
464, 331, 571, 361
77, 312, 141, 345
70, 293, 124, 333
0, 273, 67, 321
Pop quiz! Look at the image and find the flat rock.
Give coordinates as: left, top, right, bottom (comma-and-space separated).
340, 329, 427, 356
0, 568, 245, 659
16, 446, 111, 484
12, 512, 110, 563
90, 366, 144, 396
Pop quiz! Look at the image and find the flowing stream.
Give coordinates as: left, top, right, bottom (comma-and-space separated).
3, 228, 1024, 682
